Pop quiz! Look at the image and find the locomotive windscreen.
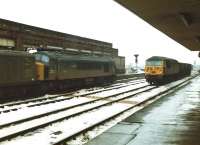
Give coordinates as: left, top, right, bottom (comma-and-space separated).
146, 60, 163, 66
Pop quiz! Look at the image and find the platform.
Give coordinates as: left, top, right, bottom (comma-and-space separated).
85, 76, 200, 145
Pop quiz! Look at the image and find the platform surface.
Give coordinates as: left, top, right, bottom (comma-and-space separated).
85, 76, 200, 145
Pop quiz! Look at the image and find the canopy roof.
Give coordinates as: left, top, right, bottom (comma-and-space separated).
115, 0, 200, 51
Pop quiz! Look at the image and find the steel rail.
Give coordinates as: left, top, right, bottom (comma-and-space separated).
0, 84, 153, 142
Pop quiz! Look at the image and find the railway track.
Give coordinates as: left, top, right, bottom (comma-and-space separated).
0, 75, 198, 145
0, 74, 144, 107
114, 75, 144, 83
0, 86, 152, 143
53, 75, 199, 145
0, 77, 144, 108
0, 79, 146, 114
0, 82, 151, 143
0, 81, 150, 127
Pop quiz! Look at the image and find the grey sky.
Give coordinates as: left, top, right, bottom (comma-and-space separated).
0, 0, 199, 66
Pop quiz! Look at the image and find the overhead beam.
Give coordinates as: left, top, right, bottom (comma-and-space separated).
179, 13, 192, 27
195, 36, 200, 43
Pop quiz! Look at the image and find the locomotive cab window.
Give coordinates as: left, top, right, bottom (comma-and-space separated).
35, 54, 42, 61
41, 55, 49, 63
146, 61, 162, 66
35, 54, 49, 64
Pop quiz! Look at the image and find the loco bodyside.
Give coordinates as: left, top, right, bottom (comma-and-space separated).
35, 51, 115, 80
34, 51, 116, 91
57, 58, 115, 80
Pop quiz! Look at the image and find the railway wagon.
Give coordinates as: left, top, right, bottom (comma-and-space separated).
179, 63, 192, 76
34, 51, 116, 91
0, 50, 41, 99
144, 56, 191, 84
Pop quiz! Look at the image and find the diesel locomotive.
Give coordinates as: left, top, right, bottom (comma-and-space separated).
145, 56, 192, 84
0, 50, 116, 100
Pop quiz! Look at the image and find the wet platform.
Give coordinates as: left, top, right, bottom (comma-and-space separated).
86, 76, 200, 145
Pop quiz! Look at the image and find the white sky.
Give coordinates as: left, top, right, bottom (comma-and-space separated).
0, 0, 199, 66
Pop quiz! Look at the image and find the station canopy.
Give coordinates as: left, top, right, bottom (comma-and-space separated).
115, 0, 200, 52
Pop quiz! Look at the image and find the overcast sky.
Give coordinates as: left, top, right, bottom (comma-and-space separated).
0, 0, 199, 66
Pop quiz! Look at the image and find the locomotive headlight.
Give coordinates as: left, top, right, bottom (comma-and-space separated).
159, 67, 164, 74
